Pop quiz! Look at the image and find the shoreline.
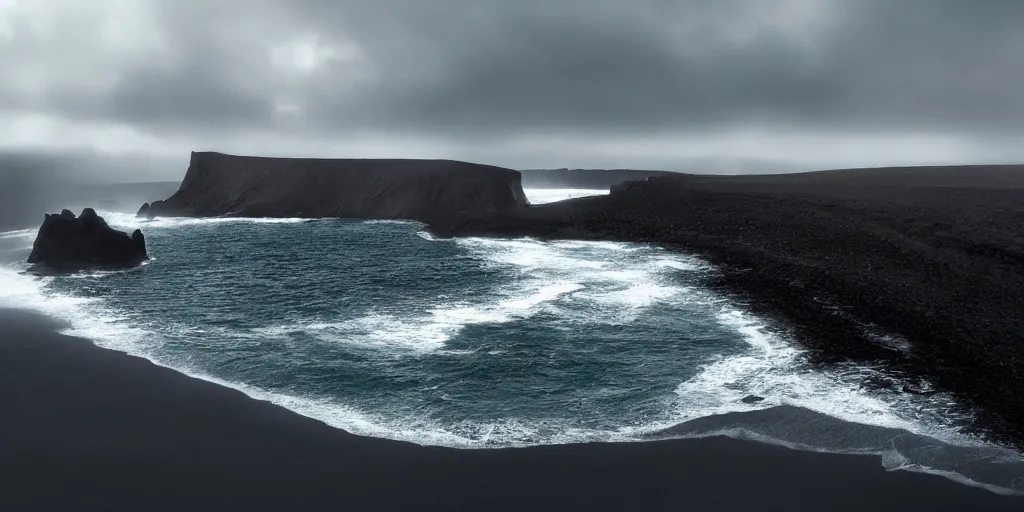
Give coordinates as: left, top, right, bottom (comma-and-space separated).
1, 307, 1022, 510
429, 167, 1024, 445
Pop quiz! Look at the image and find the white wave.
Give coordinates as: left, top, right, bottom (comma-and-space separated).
656, 258, 704, 271
423, 233, 707, 329
254, 315, 453, 352
455, 236, 707, 327
0, 265, 152, 355
548, 240, 639, 252
254, 283, 585, 353
0, 266, 84, 312
459, 238, 605, 270
98, 211, 313, 231
143, 365, 628, 447
610, 282, 681, 309
671, 308, 981, 447
523, 188, 609, 205
248, 230, 703, 351
499, 283, 584, 310
362, 219, 418, 225
62, 262, 153, 279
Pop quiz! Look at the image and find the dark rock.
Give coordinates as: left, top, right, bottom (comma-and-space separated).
741, 395, 766, 404
136, 202, 151, 217
79, 207, 99, 223
147, 200, 164, 218
131, 229, 146, 255
145, 152, 528, 222
27, 208, 148, 272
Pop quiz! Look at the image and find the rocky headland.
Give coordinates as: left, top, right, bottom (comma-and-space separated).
142, 152, 528, 222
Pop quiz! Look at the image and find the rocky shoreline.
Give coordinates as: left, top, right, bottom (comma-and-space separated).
428, 166, 1024, 445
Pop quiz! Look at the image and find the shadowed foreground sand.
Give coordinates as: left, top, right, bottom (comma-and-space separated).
0, 309, 1019, 511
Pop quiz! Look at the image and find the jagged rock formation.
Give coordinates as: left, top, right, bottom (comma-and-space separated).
144, 152, 529, 221
27, 208, 147, 271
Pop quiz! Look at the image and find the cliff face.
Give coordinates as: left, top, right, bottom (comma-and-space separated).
147, 152, 529, 221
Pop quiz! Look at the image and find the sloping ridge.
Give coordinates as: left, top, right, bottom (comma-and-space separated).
147, 152, 529, 221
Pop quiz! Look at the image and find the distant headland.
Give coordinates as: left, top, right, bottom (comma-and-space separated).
139, 152, 529, 222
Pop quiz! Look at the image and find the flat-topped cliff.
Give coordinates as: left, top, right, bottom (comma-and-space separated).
144, 152, 529, 221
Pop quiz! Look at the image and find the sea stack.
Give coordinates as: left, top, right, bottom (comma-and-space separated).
142, 152, 530, 222
27, 208, 148, 272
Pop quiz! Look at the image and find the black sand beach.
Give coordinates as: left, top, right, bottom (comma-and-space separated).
1, 308, 1020, 511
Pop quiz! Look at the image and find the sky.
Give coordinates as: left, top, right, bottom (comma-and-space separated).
2, 0, 1024, 180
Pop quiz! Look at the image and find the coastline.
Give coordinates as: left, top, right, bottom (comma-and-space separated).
430, 166, 1024, 445
121, 160, 1024, 447
1, 307, 1021, 510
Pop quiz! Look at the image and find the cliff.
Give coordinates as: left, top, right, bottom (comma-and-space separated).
145, 152, 529, 221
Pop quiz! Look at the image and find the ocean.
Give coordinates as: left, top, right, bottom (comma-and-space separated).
1, 188, 1022, 494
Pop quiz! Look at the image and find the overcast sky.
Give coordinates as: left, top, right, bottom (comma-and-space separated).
2, 0, 1024, 180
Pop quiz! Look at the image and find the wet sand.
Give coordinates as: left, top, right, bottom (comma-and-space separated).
1, 308, 1019, 511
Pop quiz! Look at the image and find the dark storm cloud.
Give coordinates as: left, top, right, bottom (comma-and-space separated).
306, 0, 1024, 137
818, 1, 1024, 132
321, 2, 835, 135
2, 0, 1024, 164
